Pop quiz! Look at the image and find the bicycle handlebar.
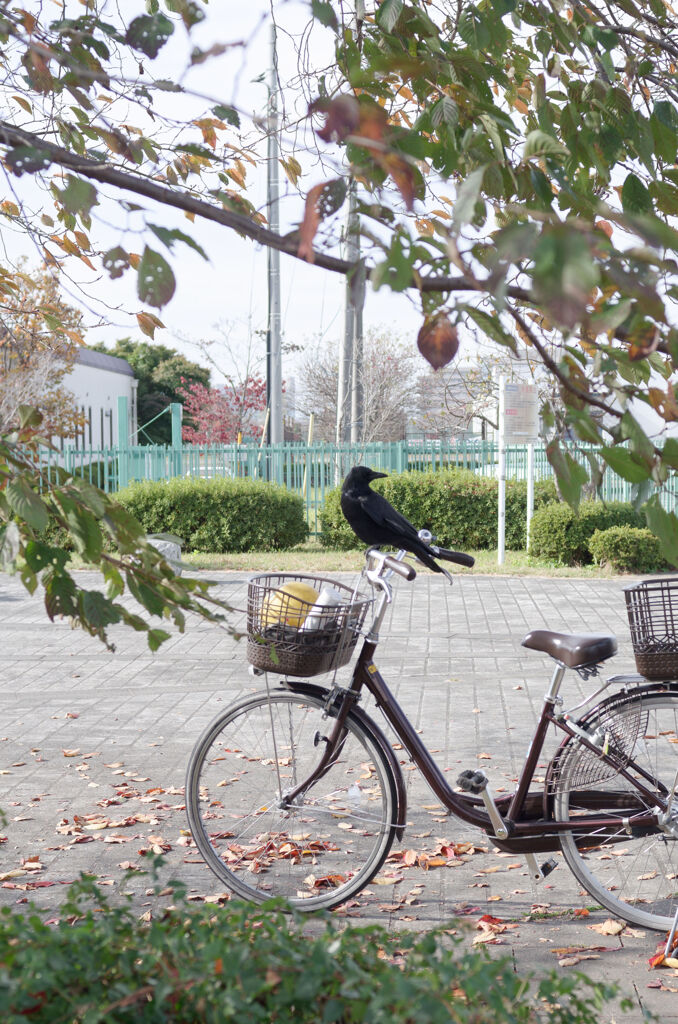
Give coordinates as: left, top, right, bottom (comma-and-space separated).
384, 556, 417, 581
431, 546, 475, 569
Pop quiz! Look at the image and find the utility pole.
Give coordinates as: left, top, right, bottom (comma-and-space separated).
337, 3, 365, 447
266, 22, 283, 445
336, 181, 358, 445
350, 253, 365, 443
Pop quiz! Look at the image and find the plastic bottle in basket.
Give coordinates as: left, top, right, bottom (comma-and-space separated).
299, 586, 344, 632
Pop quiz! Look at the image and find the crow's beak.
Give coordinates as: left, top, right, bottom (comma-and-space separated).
370, 471, 387, 480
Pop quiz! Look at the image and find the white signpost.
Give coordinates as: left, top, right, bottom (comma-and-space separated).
498, 380, 539, 565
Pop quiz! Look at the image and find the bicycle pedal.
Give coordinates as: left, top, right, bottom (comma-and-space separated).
525, 853, 558, 883
456, 769, 487, 794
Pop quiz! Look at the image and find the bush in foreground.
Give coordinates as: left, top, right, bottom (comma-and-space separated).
0, 876, 618, 1024
320, 470, 557, 551
588, 526, 672, 574
116, 477, 308, 553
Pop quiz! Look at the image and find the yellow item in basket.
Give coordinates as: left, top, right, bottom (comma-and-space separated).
262, 582, 319, 628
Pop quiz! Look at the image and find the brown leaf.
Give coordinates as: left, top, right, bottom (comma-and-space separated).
381, 153, 416, 210
417, 314, 459, 370
297, 179, 347, 263
314, 95, 361, 143
589, 919, 625, 936
559, 954, 600, 967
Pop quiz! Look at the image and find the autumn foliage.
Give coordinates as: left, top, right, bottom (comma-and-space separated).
177, 377, 267, 443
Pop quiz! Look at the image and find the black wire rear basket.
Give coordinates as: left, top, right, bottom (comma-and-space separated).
624, 577, 678, 680
247, 573, 373, 677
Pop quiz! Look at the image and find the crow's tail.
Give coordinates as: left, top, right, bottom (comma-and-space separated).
409, 540, 453, 583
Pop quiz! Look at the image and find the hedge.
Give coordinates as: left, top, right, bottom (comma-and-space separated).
528, 501, 644, 566
588, 526, 672, 574
320, 470, 557, 551
0, 874, 617, 1024
115, 477, 308, 553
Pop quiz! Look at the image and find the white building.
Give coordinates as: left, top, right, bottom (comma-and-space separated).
58, 348, 137, 449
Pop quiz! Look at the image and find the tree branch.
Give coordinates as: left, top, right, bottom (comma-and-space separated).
506, 306, 622, 420
0, 121, 353, 276
0, 121, 535, 301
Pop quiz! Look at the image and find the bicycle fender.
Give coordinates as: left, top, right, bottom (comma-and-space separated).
542, 680, 678, 819
283, 681, 408, 842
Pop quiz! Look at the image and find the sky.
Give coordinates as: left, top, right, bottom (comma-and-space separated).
4, 0, 427, 387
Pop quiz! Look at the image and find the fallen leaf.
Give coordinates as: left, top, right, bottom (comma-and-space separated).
589, 919, 625, 936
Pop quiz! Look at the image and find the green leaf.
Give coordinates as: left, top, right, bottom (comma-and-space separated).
600, 446, 651, 483
451, 166, 486, 235
153, 79, 183, 92
18, 406, 43, 429
212, 104, 240, 128
125, 13, 174, 58
43, 569, 78, 621
545, 441, 588, 510
147, 628, 171, 652
137, 247, 176, 308
65, 508, 103, 563
431, 96, 459, 129
148, 224, 208, 259
40, 311, 64, 333
24, 541, 68, 572
644, 496, 678, 566
462, 306, 518, 353
6, 479, 48, 531
55, 176, 98, 217
127, 575, 167, 617
376, 0, 403, 32
70, 479, 107, 519
103, 246, 130, 279
523, 130, 568, 161
661, 437, 678, 470
621, 173, 653, 215
311, 0, 339, 30
5, 145, 51, 177
78, 590, 122, 630
588, 299, 633, 336
103, 562, 124, 599
649, 180, 678, 216
20, 564, 37, 595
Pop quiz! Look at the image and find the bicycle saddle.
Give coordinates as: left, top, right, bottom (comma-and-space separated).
521, 629, 617, 669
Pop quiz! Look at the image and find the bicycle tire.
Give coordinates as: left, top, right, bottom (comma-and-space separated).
186, 687, 398, 910
553, 688, 678, 930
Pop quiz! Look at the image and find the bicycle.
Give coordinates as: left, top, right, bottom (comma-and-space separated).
186, 538, 678, 932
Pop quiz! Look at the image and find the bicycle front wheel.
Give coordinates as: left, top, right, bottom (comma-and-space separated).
186, 687, 398, 910
554, 689, 678, 930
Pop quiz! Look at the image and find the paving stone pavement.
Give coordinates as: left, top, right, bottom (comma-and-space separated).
1, 567, 676, 1021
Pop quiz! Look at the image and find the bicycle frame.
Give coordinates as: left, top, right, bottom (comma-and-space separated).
282, 548, 671, 855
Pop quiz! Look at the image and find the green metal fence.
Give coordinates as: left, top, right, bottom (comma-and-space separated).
38, 439, 678, 538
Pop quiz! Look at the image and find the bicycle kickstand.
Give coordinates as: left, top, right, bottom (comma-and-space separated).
665, 905, 678, 960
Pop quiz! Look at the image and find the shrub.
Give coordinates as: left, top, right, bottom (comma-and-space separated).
0, 874, 617, 1024
115, 477, 308, 553
588, 526, 672, 574
528, 500, 644, 565
319, 470, 557, 551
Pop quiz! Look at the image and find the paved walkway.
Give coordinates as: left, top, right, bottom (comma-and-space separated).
1, 568, 675, 1021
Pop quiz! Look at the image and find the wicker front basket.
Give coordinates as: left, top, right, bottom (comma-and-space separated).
246, 573, 372, 677
624, 577, 678, 680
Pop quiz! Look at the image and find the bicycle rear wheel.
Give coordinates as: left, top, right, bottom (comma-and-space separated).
554, 689, 678, 930
186, 687, 398, 910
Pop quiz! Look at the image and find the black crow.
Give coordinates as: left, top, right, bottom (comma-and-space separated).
340, 465, 451, 578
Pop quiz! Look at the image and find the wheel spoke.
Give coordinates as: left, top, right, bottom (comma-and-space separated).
186, 689, 396, 910
555, 691, 678, 930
